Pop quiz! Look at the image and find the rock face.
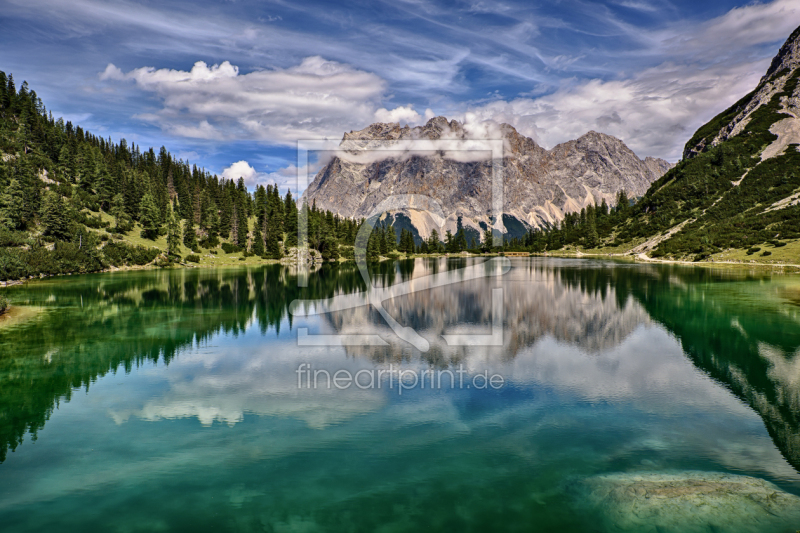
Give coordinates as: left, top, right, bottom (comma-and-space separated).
683, 25, 800, 160
303, 117, 672, 239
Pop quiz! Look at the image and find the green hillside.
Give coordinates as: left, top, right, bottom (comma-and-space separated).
0, 71, 365, 280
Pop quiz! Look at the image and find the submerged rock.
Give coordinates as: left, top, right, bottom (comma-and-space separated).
582, 471, 800, 532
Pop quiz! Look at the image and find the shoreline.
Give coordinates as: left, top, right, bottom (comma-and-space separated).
2, 250, 799, 289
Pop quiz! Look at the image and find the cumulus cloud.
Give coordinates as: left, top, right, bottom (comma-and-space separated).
220, 160, 268, 189
100, 57, 425, 145
219, 160, 323, 192
374, 105, 423, 125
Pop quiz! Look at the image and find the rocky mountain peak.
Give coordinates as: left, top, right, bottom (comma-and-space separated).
683, 25, 800, 159
304, 116, 672, 239
764, 25, 800, 81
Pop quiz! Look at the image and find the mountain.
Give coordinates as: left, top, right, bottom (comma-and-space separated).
607, 26, 800, 259
303, 117, 671, 241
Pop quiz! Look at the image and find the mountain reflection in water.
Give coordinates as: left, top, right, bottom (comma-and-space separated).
1, 257, 799, 477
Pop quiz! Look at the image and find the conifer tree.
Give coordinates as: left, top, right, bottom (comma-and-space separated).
445, 230, 454, 252
366, 225, 380, 262
252, 217, 265, 256
0, 178, 25, 230
481, 227, 494, 253
236, 197, 249, 247
183, 218, 198, 250
139, 192, 162, 240
167, 203, 181, 258
110, 193, 132, 232
284, 191, 298, 248
616, 190, 629, 214
428, 229, 440, 253
39, 190, 71, 240
585, 206, 599, 249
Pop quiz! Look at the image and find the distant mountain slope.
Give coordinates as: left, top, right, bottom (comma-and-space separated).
610, 25, 800, 259
303, 117, 671, 240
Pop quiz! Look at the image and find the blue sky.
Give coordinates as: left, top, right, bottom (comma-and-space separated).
1, 0, 798, 191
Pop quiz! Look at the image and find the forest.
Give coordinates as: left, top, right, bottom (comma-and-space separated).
0, 71, 375, 280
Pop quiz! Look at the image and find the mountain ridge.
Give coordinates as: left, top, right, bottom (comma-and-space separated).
304, 117, 671, 240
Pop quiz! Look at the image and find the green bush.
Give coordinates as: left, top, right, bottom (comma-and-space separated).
0, 228, 29, 247
185, 254, 200, 263
102, 242, 160, 266
746, 247, 761, 255
238, 256, 246, 261
221, 242, 242, 254
0, 294, 8, 315
761, 250, 772, 256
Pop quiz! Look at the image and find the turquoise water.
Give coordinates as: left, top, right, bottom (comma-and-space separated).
1, 258, 800, 532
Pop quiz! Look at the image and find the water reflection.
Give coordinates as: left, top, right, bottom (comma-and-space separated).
0, 258, 799, 481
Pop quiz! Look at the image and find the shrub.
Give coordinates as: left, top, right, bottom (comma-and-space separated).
185, 254, 200, 263
221, 242, 242, 254
746, 247, 761, 255
761, 250, 772, 256
0, 294, 8, 315
238, 256, 246, 261
209, 249, 218, 254
199, 235, 219, 249
774, 241, 787, 247
102, 242, 160, 266
0, 228, 29, 247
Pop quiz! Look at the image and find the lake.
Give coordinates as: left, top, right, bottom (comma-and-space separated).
1, 258, 800, 532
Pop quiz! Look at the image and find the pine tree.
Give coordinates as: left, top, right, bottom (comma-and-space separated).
367, 225, 380, 262
39, 190, 71, 240
284, 191, 298, 248
251, 217, 265, 256
379, 224, 388, 254
585, 206, 599, 249
385, 222, 397, 252
110, 193, 132, 232
428, 229, 440, 253
455, 215, 468, 251
0, 178, 25, 230
166, 203, 181, 258
139, 192, 162, 240
616, 190, 629, 214
481, 227, 494, 253
183, 218, 198, 250
445, 230, 454, 252
236, 197, 249, 247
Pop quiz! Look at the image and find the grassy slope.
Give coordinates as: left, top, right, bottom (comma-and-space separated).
92, 212, 278, 268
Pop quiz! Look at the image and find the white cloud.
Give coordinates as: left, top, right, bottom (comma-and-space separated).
221, 160, 267, 189
220, 160, 320, 192
264, 163, 322, 193
101, 57, 426, 145
374, 105, 422, 125
457, 0, 800, 160
461, 58, 765, 160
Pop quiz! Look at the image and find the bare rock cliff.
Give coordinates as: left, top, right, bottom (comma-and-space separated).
303, 117, 672, 238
